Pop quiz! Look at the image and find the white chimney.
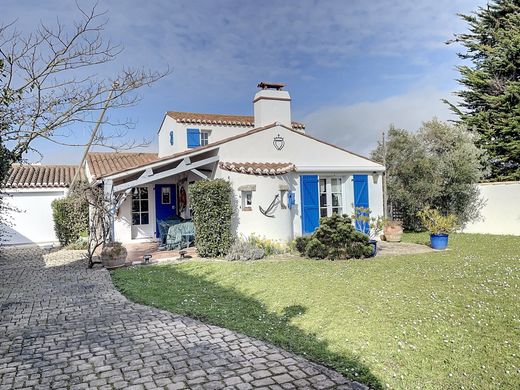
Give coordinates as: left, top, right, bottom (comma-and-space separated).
253, 82, 291, 128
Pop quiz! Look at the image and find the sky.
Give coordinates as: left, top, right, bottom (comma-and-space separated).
2, 0, 485, 164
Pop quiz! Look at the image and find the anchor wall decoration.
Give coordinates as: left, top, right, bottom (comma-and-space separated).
259, 194, 279, 218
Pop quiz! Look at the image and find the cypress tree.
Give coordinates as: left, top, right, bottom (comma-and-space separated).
446, 0, 520, 180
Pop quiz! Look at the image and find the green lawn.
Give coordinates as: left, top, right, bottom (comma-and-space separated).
112, 233, 520, 389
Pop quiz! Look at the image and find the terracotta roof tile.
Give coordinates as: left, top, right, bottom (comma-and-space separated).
167, 111, 305, 130
3, 164, 85, 189
219, 162, 295, 175
86, 152, 159, 179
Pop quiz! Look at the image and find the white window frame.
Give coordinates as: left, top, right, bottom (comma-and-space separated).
131, 187, 150, 225
242, 190, 252, 211
200, 130, 211, 146
319, 176, 345, 217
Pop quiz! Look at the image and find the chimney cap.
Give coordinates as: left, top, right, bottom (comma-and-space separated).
257, 82, 286, 91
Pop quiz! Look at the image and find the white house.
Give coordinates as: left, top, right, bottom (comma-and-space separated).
1, 164, 83, 245
84, 82, 386, 243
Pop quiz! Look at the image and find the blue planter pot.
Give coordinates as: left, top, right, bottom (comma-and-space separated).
430, 234, 449, 250
368, 239, 377, 257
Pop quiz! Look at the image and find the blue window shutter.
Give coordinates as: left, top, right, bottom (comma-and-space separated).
169, 130, 174, 145
353, 174, 369, 233
187, 128, 200, 148
300, 175, 319, 235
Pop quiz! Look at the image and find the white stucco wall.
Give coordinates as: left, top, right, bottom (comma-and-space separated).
1, 188, 67, 246
463, 181, 520, 235
214, 124, 385, 241
158, 115, 253, 158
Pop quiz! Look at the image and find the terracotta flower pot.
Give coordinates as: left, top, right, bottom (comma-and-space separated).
383, 221, 403, 242
100, 242, 128, 269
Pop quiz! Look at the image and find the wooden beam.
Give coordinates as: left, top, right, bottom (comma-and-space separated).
113, 155, 219, 193
191, 168, 208, 179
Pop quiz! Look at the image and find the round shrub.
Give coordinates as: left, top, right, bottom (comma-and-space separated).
305, 238, 327, 259
297, 214, 373, 260
294, 236, 311, 255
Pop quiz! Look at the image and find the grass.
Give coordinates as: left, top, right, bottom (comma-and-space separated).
112, 233, 520, 389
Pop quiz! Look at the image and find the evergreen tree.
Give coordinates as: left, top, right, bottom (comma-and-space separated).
372, 120, 484, 230
446, 0, 520, 180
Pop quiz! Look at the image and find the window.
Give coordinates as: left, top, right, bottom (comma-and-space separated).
200, 130, 210, 146
161, 187, 171, 204
169, 130, 174, 145
319, 177, 343, 217
242, 191, 252, 211
131, 187, 149, 225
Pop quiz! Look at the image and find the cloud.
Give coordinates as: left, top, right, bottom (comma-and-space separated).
302, 86, 456, 156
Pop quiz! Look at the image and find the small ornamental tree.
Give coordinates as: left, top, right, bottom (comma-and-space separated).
189, 179, 233, 257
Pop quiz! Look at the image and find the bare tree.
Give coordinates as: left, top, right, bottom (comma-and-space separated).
74, 183, 112, 268
0, 3, 169, 161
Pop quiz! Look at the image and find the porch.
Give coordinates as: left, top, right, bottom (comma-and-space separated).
103, 148, 219, 243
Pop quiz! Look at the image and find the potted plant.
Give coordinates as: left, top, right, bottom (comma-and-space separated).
352, 206, 384, 257
100, 241, 128, 269
383, 219, 403, 242
417, 208, 458, 250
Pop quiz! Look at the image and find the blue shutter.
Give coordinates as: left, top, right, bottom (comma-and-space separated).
353, 174, 369, 233
169, 130, 174, 145
300, 175, 319, 235
187, 128, 200, 148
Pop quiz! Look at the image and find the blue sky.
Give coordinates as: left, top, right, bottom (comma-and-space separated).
2, 0, 485, 164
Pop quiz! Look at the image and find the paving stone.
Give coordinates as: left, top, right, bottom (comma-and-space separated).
0, 247, 356, 390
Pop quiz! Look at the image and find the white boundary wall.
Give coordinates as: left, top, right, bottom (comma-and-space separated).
464, 181, 520, 236
1, 188, 68, 246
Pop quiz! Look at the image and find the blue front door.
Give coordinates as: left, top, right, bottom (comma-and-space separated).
300, 175, 320, 235
353, 174, 369, 233
155, 184, 176, 238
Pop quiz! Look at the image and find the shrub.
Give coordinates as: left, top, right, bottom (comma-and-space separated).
417, 207, 459, 235
247, 234, 286, 256
294, 236, 311, 255
189, 179, 233, 257
226, 239, 265, 261
297, 214, 373, 260
51, 190, 89, 246
305, 238, 327, 259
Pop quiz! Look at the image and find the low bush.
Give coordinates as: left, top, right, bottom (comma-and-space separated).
247, 234, 286, 256
226, 239, 265, 261
189, 179, 233, 257
294, 236, 311, 255
296, 214, 373, 260
305, 238, 327, 259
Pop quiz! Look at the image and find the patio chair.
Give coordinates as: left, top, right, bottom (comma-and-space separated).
166, 221, 195, 250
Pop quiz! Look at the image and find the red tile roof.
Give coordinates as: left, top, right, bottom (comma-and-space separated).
167, 111, 305, 130
86, 152, 159, 179
4, 164, 85, 189
219, 162, 295, 175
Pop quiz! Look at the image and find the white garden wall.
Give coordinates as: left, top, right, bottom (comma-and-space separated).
1, 188, 67, 246
463, 181, 520, 236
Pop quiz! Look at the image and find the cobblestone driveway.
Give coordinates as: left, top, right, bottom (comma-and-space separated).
0, 247, 365, 390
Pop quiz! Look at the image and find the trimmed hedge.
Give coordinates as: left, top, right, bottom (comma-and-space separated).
189, 179, 233, 257
51, 192, 89, 246
296, 214, 372, 260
